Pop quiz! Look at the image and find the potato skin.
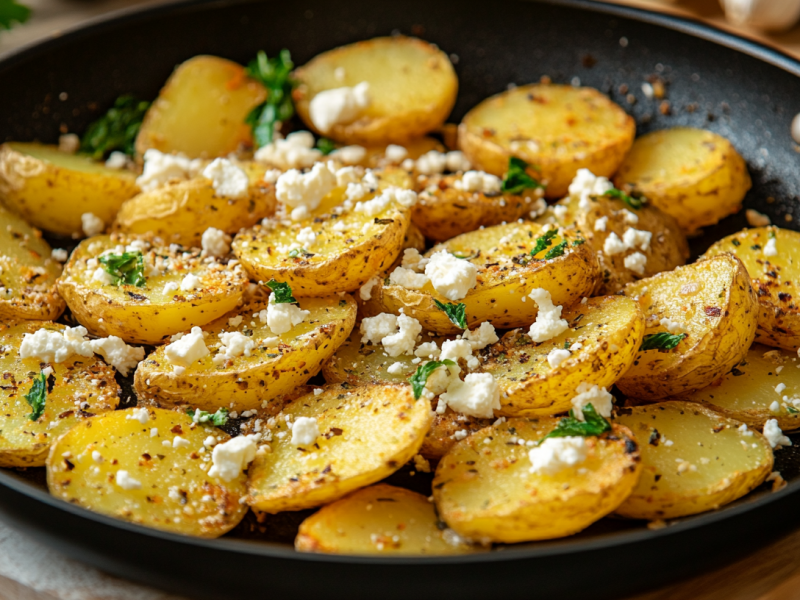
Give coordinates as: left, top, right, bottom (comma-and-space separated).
616, 253, 758, 401
458, 84, 635, 198
613, 127, 751, 235
614, 402, 773, 520
294, 36, 458, 145
0, 204, 65, 321
135, 55, 267, 159
704, 227, 800, 351
433, 420, 641, 543
0, 143, 139, 236
47, 407, 249, 537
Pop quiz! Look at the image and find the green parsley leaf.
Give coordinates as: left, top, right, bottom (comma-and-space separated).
542, 403, 611, 441
604, 187, 646, 210
544, 240, 568, 259
0, 0, 30, 32
187, 407, 229, 426
640, 332, 687, 351
409, 359, 456, 400
451, 250, 480, 260
788, 406, 799, 415
434, 300, 467, 329
501, 157, 544, 195
530, 228, 558, 256
98, 251, 145, 287
266, 279, 297, 304
288, 247, 309, 258
80, 95, 150, 160
316, 138, 337, 155
24, 371, 47, 421
245, 49, 295, 148
572, 239, 585, 246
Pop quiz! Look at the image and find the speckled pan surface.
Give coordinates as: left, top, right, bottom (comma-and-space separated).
2, 1, 800, 599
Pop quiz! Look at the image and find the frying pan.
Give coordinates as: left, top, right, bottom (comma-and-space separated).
2, 0, 800, 598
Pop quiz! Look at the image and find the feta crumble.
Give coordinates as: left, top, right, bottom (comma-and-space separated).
266, 294, 310, 334
439, 372, 500, 419
254, 131, 323, 169
164, 327, 209, 368
81, 213, 105, 237
115, 470, 142, 490
309, 82, 371, 133
603, 232, 627, 256
568, 169, 613, 210
291, 416, 321, 446
359, 276, 380, 301
462, 322, 499, 350
624, 251, 648, 275
89, 336, 144, 376
594, 216, 608, 232
527, 288, 569, 343
126, 407, 150, 424
385, 144, 408, 163
51, 248, 68, 262
659, 317, 686, 334
547, 348, 571, 369
58, 133, 80, 154
387, 362, 405, 375
764, 237, 778, 257
135, 149, 200, 192
105, 151, 129, 170
275, 162, 337, 213
202, 158, 249, 198
180, 273, 201, 292
389, 266, 430, 290
529, 437, 587, 475
424, 250, 478, 300
201, 227, 231, 257
163, 281, 179, 295
763, 419, 792, 449
208, 435, 259, 481
215, 331, 256, 362
355, 186, 417, 217
382, 314, 422, 357
19, 326, 94, 363
570, 383, 614, 421
454, 170, 502, 194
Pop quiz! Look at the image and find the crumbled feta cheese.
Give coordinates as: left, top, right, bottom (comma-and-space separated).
552, 205, 568, 220
415, 151, 448, 175
329, 145, 367, 165
354, 186, 417, 217
415, 341, 440, 359
58, 133, 80, 154
382, 314, 422, 357
164, 326, 209, 368
387, 362, 405, 375
276, 162, 337, 213
180, 273, 201, 292
621, 209, 639, 225
622, 228, 652, 251
92, 450, 103, 463
215, 331, 255, 362
462, 322, 499, 350
313, 388, 323, 396
764, 237, 778, 257
201, 227, 231, 257
19, 326, 94, 363
359, 277, 380, 301
296, 226, 317, 248
90, 336, 144, 376
529, 437, 587, 475
763, 419, 791, 449
385, 145, 408, 163
547, 348, 571, 369
594, 216, 608, 232
527, 288, 569, 343
570, 383, 614, 420
163, 281, 179, 295
389, 266, 430, 290
308, 82, 371, 133
202, 158, 249, 198
440, 339, 475, 365
92, 267, 115, 285
659, 317, 686, 334
439, 372, 500, 419
266, 294, 310, 334
603, 232, 627, 256
424, 250, 478, 300
454, 430, 468, 441
424, 361, 461, 398
151, 428, 159, 438
770, 400, 781, 413
624, 251, 648, 275
173, 436, 190, 449
105, 151, 129, 170
254, 131, 322, 169
738, 423, 754, 437
51, 248, 68, 262
136, 149, 199, 192
776, 383, 787, 394
125, 407, 149, 424
291, 416, 320, 446
360, 313, 398, 345
455, 170, 502, 194
208, 435, 258, 481
445, 151, 471, 173
568, 169, 613, 209
81, 213, 104, 237
115, 470, 141, 490
401, 248, 428, 271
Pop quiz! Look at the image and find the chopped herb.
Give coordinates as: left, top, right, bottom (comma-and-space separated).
640, 332, 687, 351
80, 95, 150, 159
99, 251, 145, 287
542, 403, 611, 441
731, 239, 741, 246
288, 247, 309, 258
0, 0, 30, 32
788, 406, 800, 415
564, 340, 571, 350
24, 371, 47, 421
265, 279, 297, 304
769, 230, 777, 239
409, 359, 456, 400
531, 228, 558, 256
187, 407, 229, 426
451, 250, 480, 260
434, 300, 467, 329
572, 239, 585, 246
316, 138, 337, 155
245, 49, 295, 147
544, 240, 568, 259
604, 187, 646, 209
501, 157, 544, 194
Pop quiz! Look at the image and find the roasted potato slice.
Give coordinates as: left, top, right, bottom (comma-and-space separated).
704, 226, 800, 351
433, 419, 641, 543
295, 484, 476, 555
411, 173, 545, 242
293, 36, 458, 145
458, 84, 635, 198
0, 321, 120, 467
377, 221, 600, 334
47, 407, 249, 537
540, 192, 689, 294
484, 296, 644, 416
614, 402, 773, 520
233, 168, 413, 296
114, 164, 276, 247
135, 55, 267, 159
135, 294, 356, 412
0, 142, 139, 236
680, 343, 800, 431
58, 234, 248, 345
613, 128, 751, 235
616, 254, 758, 400
248, 383, 432, 513
0, 205, 65, 321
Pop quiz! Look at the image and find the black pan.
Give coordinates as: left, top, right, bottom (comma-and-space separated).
2, 1, 800, 598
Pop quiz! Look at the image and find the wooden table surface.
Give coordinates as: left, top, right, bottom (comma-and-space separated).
2, 1, 800, 599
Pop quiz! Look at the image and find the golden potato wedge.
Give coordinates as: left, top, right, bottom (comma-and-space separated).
484, 296, 644, 416
433, 419, 641, 543
540, 192, 689, 294
0, 205, 65, 321
293, 36, 458, 145
295, 484, 476, 555
248, 383, 432, 513
0, 142, 139, 236
47, 407, 249, 537
613, 128, 751, 235
114, 165, 276, 247
704, 226, 800, 351
135, 294, 356, 412
135, 55, 267, 159
616, 253, 758, 400
233, 168, 413, 296
57, 234, 248, 344
680, 343, 800, 431
0, 321, 120, 467
411, 173, 545, 241
458, 84, 635, 198
378, 221, 600, 334
614, 402, 773, 520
